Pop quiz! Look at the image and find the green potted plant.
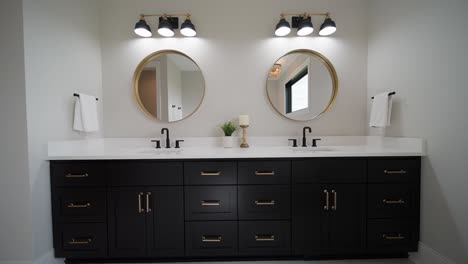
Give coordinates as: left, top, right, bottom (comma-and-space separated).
219, 121, 238, 148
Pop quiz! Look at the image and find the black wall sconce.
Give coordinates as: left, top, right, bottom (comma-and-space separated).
134, 13, 197, 38
275, 12, 337, 37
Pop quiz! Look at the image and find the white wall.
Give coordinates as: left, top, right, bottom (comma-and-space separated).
367, 0, 468, 263
0, 0, 33, 262
22, 0, 103, 262
100, 0, 369, 137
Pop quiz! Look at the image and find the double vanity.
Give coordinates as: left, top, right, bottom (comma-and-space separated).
48, 136, 424, 263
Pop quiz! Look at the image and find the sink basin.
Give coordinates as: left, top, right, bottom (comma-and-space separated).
135, 148, 182, 155
290, 146, 335, 152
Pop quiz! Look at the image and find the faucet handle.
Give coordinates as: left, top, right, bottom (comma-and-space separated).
312, 138, 322, 147
150, 139, 161, 149
175, 140, 184, 149
288, 139, 298, 148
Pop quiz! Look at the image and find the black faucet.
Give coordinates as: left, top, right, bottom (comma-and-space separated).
161, 128, 171, 148
302, 126, 312, 147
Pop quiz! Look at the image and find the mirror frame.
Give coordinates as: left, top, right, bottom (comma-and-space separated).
133, 49, 205, 122
266, 49, 338, 121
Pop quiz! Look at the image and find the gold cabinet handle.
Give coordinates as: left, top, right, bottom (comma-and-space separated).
255, 200, 275, 206
200, 171, 221, 176
65, 173, 89, 178
201, 200, 221, 206
202, 236, 222, 242
384, 169, 407, 174
255, 171, 275, 176
382, 233, 405, 240
382, 199, 405, 204
68, 238, 93, 245
138, 192, 144, 213
67, 202, 91, 208
323, 190, 329, 210
146, 192, 152, 213
255, 235, 275, 241
331, 190, 337, 210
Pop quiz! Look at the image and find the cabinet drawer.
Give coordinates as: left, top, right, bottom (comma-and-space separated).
368, 184, 412, 218
238, 161, 290, 184
293, 159, 366, 183
185, 221, 238, 256
185, 186, 237, 220
53, 223, 107, 258
238, 186, 291, 220
367, 220, 411, 253
239, 221, 291, 256
368, 159, 419, 183
53, 188, 106, 222
184, 161, 237, 185
51, 162, 105, 187
108, 161, 182, 186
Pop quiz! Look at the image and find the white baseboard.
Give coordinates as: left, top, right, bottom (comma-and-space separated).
33, 251, 62, 264
0, 261, 31, 264
410, 242, 458, 264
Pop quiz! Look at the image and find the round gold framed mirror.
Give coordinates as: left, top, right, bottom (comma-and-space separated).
133, 50, 205, 122
266, 49, 338, 121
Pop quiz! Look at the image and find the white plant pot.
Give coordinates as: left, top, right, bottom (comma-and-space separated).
222, 136, 234, 148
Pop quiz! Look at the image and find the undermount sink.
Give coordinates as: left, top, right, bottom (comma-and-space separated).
290, 146, 335, 152
135, 148, 182, 155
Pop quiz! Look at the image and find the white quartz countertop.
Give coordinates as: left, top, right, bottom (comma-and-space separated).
47, 136, 426, 160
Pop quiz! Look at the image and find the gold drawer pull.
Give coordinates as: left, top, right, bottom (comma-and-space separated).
255, 171, 275, 176
201, 171, 221, 176
383, 199, 405, 204
323, 190, 329, 210
331, 190, 337, 210
201, 200, 221, 206
65, 173, 89, 178
255, 200, 275, 206
382, 234, 405, 240
67, 202, 91, 208
138, 192, 144, 213
202, 236, 222, 242
68, 238, 93, 245
255, 235, 275, 241
146, 192, 152, 213
384, 170, 407, 174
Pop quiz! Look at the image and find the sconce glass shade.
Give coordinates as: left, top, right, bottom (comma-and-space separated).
275, 18, 291, 37
269, 64, 282, 78
297, 17, 314, 36
180, 18, 197, 37
319, 17, 337, 36
134, 19, 152, 37
158, 18, 175, 37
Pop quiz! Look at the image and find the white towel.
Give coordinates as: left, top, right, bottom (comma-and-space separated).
369, 92, 393, 128
73, 93, 99, 132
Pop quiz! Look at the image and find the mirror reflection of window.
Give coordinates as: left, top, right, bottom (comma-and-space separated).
286, 67, 309, 113
266, 50, 337, 121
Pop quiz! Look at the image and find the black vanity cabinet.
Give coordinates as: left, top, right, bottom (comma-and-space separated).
107, 161, 184, 258
50, 157, 420, 263
292, 159, 367, 256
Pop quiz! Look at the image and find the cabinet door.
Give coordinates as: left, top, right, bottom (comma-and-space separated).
147, 186, 184, 257
325, 184, 366, 255
292, 184, 323, 256
108, 187, 147, 258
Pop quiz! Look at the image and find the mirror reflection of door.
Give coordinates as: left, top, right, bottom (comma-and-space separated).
267, 50, 337, 121
138, 69, 158, 118
135, 51, 205, 122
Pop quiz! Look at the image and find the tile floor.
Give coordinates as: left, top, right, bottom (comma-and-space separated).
110, 260, 414, 264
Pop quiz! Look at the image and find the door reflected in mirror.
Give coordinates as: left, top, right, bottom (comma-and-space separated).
266, 50, 337, 121
134, 51, 205, 122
